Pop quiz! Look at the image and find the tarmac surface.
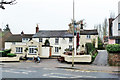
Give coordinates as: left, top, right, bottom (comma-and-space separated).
0, 50, 120, 79
92, 50, 108, 66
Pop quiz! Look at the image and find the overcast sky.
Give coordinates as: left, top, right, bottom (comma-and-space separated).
0, 0, 120, 34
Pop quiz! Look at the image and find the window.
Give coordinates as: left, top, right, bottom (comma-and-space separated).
22, 38, 29, 42
69, 45, 72, 50
16, 47, 23, 53
39, 38, 42, 42
118, 23, 120, 30
69, 38, 72, 43
12, 42, 16, 45
29, 46, 37, 54
115, 39, 120, 44
55, 47, 59, 53
55, 38, 59, 44
87, 35, 91, 39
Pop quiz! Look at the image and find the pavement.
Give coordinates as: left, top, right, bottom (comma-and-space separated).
92, 50, 108, 66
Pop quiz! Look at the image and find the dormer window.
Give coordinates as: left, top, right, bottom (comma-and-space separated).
22, 38, 29, 42
39, 38, 42, 42
87, 35, 91, 39
69, 37, 72, 43
55, 38, 59, 44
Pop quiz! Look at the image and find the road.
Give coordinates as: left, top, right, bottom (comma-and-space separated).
2, 66, 119, 78
1, 59, 119, 79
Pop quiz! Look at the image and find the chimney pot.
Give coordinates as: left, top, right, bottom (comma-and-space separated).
21, 31, 24, 35
36, 24, 39, 33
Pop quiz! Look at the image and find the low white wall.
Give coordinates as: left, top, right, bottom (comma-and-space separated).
0, 57, 19, 61
62, 54, 91, 62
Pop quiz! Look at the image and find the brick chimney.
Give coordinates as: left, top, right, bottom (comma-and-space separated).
36, 24, 39, 33
108, 18, 114, 36
80, 20, 83, 29
21, 31, 24, 35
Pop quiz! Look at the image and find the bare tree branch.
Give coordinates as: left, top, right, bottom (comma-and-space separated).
0, 0, 17, 9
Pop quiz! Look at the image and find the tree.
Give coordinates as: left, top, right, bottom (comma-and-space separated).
102, 18, 108, 36
0, 0, 17, 9
44, 39, 50, 46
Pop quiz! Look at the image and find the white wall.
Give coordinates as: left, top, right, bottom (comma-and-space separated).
112, 17, 118, 36
5, 42, 26, 50
5, 42, 12, 49
32, 38, 39, 42
32, 37, 73, 56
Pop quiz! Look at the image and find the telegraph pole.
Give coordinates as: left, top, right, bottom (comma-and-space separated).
72, 0, 75, 67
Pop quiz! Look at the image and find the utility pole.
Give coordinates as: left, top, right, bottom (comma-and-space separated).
72, 0, 75, 67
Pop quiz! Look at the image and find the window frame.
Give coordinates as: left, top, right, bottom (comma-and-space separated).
115, 39, 120, 44
86, 35, 91, 39
69, 37, 72, 43
55, 47, 59, 53
39, 38, 42, 42
28, 46, 37, 54
22, 38, 29, 42
55, 38, 59, 44
69, 45, 72, 50
16, 47, 23, 54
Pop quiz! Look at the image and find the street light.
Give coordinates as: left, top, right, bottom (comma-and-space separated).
72, 0, 75, 67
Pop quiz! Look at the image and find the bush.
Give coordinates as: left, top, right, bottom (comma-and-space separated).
98, 37, 104, 50
44, 39, 50, 46
92, 52, 98, 61
4, 49, 11, 53
7, 53, 16, 57
106, 44, 120, 53
85, 43, 95, 55
0, 49, 11, 57
65, 48, 73, 52
85, 43, 98, 62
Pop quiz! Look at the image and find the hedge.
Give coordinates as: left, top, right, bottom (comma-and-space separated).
7, 53, 16, 57
85, 43, 98, 62
0, 49, 11, 57
85, 43, 95, 55
106, 44, 120, 53
98, 37, 104, 50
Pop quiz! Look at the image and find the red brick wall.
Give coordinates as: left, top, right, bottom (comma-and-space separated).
108, 53, 120, 66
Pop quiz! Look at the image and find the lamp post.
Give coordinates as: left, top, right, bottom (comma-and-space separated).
72, 0, 75, 67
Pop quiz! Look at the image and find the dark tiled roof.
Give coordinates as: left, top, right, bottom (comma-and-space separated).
33, 30, 73, 38
5, 34, 33, 42
80, 29, 98, 35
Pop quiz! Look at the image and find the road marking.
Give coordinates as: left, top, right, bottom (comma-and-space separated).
2, 69, 36, 75
43, 68, 57, 70
43, 72, 97, 78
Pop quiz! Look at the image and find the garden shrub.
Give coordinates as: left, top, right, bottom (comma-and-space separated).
92, 52, 98, 61
0, 51, 4, 57
0, 49, 11, 57
85, 43, 95, 55
44, 39, 50, 46
98, 37, 104, 50
7, 53, 16, 57
106, 44, 120, 53
4, 49, 11, 53
85, 43, 98, 62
